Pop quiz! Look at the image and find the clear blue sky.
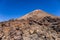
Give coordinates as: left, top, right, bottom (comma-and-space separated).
0, 0, 60, 22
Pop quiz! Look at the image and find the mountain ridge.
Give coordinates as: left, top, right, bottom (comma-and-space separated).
0, 9, 60, 40
17, 9, 57, 20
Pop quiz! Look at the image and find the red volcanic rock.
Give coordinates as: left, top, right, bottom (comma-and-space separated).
0, 9, 60, 40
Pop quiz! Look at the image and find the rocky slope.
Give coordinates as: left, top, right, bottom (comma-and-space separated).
0, 10, 60, 40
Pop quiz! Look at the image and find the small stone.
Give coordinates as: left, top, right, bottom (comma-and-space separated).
36, 30, 39, 32
29, 30, 34, 34
14, 35, 21, 40
0, 32, 3, 38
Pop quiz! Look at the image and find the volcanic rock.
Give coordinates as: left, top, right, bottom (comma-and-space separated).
0, 9, 60, 40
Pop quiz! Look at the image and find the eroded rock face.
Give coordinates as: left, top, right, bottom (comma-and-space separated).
0, 10, 60, 40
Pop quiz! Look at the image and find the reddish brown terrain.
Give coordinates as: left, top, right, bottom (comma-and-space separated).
0, 10, 60, 40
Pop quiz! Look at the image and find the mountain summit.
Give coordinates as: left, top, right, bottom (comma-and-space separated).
18, 9, 55, 20
0, 9, 60, 40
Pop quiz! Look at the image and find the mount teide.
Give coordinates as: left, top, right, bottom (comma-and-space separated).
0, 10, 60, 40
17, 10, 56, 20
